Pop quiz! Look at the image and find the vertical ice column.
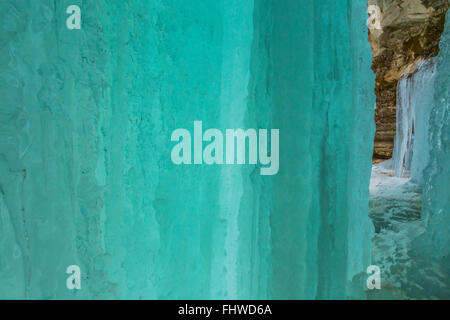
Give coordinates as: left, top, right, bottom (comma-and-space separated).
393, 59, 437, 183
0, 0, 112, 299
415, 10, 450, 260
393, 74, 415, 177
410, 60, 437, 185
266, 0, 375, 299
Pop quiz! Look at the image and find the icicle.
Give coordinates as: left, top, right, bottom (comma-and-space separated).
410, 59, 437, 185
392, 58, 436, 183
393, 73, 415, 177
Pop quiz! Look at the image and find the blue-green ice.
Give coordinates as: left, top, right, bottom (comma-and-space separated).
8, 0, 447, 299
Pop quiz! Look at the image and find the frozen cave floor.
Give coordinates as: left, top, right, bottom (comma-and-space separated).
368, 160, 449, 299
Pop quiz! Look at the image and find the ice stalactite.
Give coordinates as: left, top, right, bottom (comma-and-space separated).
393, 59, 437, 185
393, 73, 414, 178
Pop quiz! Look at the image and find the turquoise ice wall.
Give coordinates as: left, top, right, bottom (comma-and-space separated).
413, 10, 449, 277
0, 0, 375, 299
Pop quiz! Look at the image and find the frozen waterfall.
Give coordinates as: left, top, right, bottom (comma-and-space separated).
392, 58, 437, 185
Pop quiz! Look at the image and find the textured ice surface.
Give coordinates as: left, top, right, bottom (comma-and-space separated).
370, 160, 422, 234
0, 0, 375, 299
393, 59, 437, 184
412, 9, 450, 282
369, 161, 424, 299
369, 161, 449, 299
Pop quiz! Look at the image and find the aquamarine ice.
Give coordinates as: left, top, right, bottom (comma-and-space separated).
3, 0, 446, 300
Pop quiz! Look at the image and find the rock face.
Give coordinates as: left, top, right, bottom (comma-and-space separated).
369, 0, 448, 161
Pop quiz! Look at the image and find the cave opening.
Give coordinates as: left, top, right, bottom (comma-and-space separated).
367, 0, 449, 299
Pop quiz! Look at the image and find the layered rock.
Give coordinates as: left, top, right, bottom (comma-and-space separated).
368, 0, 448, 161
